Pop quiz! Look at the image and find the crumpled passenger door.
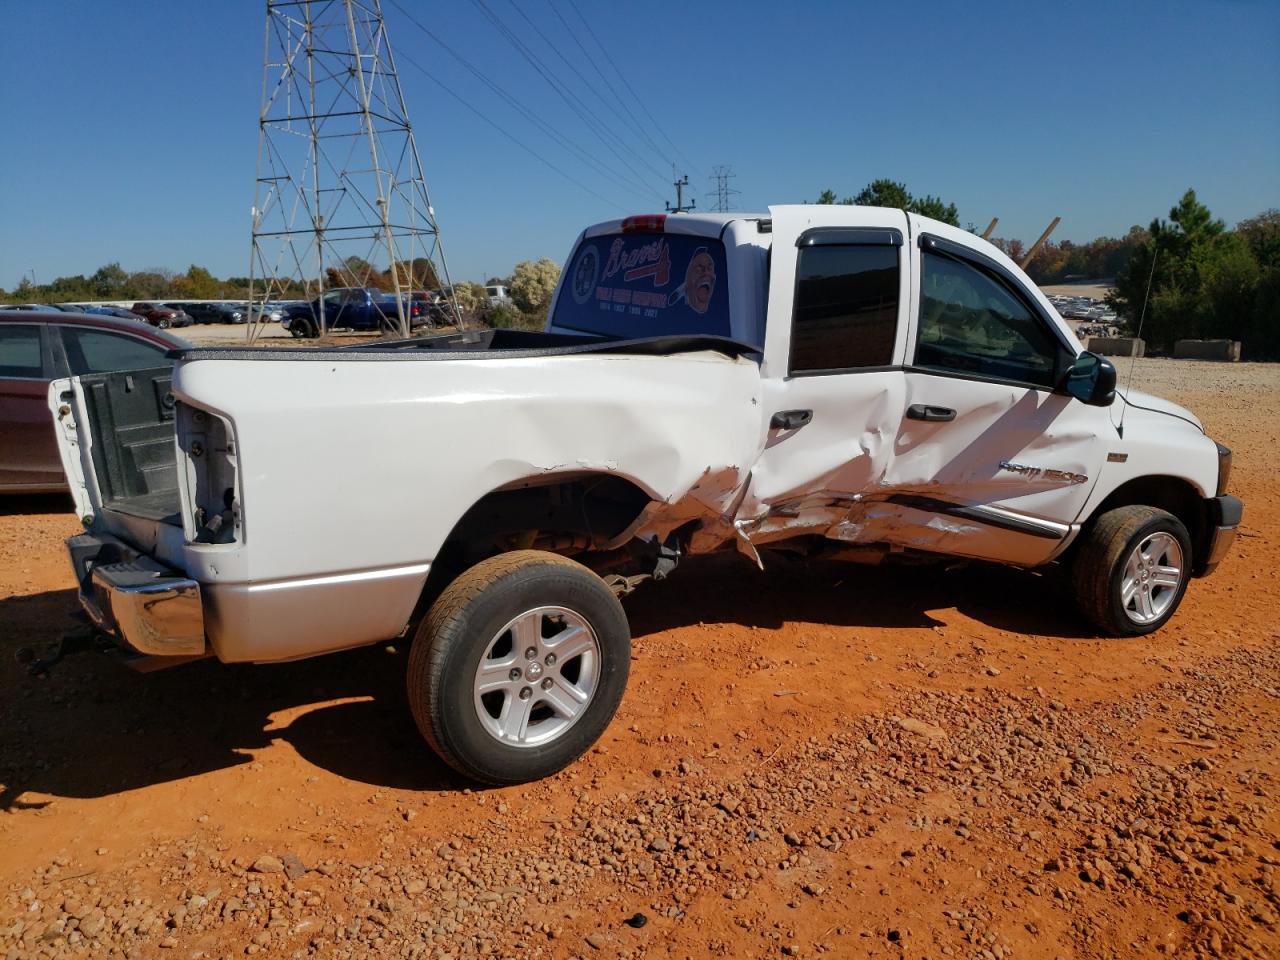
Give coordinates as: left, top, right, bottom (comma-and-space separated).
875, 224, 1108, 566
734, 206, 911, 551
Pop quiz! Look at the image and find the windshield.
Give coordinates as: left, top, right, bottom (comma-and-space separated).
552, 231, 730, 339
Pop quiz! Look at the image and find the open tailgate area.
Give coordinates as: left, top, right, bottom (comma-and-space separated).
50, 366, 182, 526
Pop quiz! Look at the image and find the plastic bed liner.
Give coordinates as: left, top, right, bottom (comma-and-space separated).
76, 368, 181, 525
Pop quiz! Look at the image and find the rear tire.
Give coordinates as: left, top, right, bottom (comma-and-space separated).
1072, 505, 1192, 636
407, 550, 630, 785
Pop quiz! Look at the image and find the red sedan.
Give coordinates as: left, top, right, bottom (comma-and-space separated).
0, 310, 186, 493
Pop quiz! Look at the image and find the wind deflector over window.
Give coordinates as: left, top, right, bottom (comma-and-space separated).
552, 233, 731, 339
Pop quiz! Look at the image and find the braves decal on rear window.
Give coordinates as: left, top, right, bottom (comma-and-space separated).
553, 233, 730, 338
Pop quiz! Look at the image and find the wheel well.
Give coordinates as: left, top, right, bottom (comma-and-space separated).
1086, 476, 1210, 570
412, 474, 655, 619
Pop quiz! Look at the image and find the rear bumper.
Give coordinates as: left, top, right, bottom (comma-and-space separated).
67, 534, 206, 657
1198, 494, 1243, 577
67, 533, 430, 663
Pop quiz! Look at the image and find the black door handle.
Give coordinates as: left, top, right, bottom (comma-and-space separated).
770, 409, 813, 430
906, 404, 956, 422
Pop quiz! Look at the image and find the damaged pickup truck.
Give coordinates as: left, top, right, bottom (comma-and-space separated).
50, 205, 1242, 784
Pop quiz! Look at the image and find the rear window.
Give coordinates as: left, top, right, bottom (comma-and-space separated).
552, 232, 730, 339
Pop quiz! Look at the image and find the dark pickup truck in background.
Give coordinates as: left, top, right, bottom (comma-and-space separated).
282, 287, 429, 338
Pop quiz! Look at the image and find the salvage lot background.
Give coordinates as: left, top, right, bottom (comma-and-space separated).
1, 359, 1277, 959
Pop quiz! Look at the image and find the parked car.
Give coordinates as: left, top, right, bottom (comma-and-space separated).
4, 304, 64, 313
0, 310, 184, 493
130, 302, 193, 329
247, 302, 287, 325
427, 290, 463, 325
169, 302, 245, 325
209, 302, 247, 324
83, 306, 149, 321
51, 205, 1240, 786
281, 286, 429, 338
485, 284, 513, 307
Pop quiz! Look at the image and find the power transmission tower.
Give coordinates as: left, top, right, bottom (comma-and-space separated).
709, 165, 738, 213
666, 168, 695, 213
247, 0, 458, 340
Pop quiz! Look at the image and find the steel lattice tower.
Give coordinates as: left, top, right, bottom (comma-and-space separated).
247, 0, 457, 339
709, 165, 738, 214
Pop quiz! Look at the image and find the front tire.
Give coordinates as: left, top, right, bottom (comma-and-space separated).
407, 551, 630, 785
1072, 505, 1192, 636
289, 317, 316, 339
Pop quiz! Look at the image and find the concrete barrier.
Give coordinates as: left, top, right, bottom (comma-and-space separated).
1087, 336, 1145, 358
1174, 339, 1242, 362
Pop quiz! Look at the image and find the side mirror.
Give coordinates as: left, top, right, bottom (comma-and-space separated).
1063, 351, 1116, 407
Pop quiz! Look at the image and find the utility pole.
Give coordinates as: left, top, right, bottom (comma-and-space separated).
666, 167, 695, 213
247, 0, 459, 341
980, 218, 999, 240
709, 165, 739, 213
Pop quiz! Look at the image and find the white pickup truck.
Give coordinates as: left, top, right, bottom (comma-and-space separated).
50, 205, 1241, 784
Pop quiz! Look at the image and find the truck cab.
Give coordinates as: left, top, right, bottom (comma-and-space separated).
547, 205, 1236, 580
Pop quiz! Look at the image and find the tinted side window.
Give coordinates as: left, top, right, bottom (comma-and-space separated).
0, 325, 44, 378
60, 327, 168, 375
916, 251, 1060, 387
790, 245, 899, 374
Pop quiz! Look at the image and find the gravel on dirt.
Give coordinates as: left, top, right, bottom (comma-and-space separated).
1, 358, 1277, 959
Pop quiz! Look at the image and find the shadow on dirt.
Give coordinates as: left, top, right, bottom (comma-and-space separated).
0, 493, 74, 517
0, 553, 1093, 806
0, 593, 463, 806
625, 551, 1093, 642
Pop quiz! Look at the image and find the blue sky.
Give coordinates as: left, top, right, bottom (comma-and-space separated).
1, 0, 1276, 290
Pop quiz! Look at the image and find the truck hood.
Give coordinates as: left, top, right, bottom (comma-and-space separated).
1117, 387, 1203, 433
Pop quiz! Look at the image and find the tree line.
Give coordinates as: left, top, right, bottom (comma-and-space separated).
818, 180, 1278, 359
0, 263, 255, 305
8, 186, 1276, 356
1109, 193, 1278, 358
0, 254, 564, 332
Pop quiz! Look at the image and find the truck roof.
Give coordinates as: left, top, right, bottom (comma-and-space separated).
582, 211, 765, 239
582, 205, 965, 241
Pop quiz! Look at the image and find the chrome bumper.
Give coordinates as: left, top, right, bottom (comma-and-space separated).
67, 534, 206, 657
1199, 495, 1243, 577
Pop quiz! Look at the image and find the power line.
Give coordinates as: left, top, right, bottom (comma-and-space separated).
709, 165, 739, 213
247, 0, 456, 341
387, 0, 662, 203
563, 0, 699, 174
541, 0, 672, 168
505, 0, 672, 175
394, 49, 629, 213
468, 0, 670, 190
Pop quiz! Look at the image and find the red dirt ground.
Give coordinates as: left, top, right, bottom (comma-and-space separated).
1, 359, 1276, 959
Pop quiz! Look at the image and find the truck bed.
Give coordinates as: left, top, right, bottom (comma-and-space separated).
169, 328, 759, 363
70, 332, 756, 530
